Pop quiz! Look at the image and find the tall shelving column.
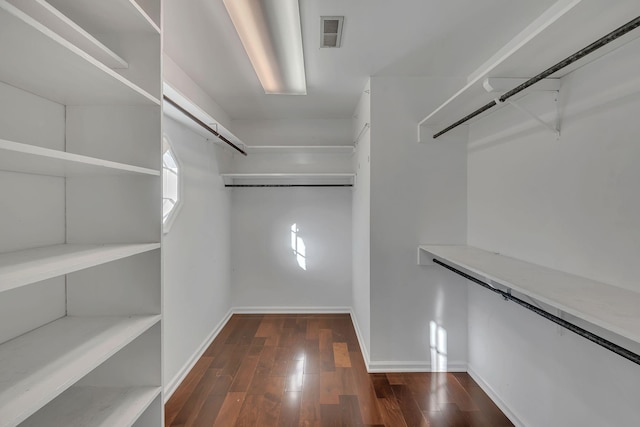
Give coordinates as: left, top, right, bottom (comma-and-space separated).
0, 0, 162, 426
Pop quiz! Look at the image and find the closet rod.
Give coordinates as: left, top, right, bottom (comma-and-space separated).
163, 95, 247, 156
225, 184, 352, 188
432, 258, 640, 367
433, 15, 640, 139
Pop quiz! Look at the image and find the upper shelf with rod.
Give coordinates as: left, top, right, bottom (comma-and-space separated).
163, 82, 247, 156
417, 0, 640, 142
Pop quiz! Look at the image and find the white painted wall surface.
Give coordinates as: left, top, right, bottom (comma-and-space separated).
162, 116, 232, 393
228, 146, 353, 175
368, 76, 468, 369
351, 82, 372, 359
231, 119, 352, 146
467, 38, 640, 426
231, 187, 352, 310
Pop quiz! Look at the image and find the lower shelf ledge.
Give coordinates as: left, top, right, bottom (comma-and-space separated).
21, 386, 161, 427
0, 314, 161, 426
0, 243, 161, 294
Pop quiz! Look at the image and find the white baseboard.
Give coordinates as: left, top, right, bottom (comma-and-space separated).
467, 364, 525, 427
367, 360, 467, 373
348, 308, 466, 373
164, 308, 233, 402
232, 306, 351, 314
349, 308, 371, 369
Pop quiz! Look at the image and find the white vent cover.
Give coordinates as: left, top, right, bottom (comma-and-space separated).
320, 16, 344, 48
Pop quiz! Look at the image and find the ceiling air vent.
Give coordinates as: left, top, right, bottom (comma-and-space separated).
320, 16, 344, 48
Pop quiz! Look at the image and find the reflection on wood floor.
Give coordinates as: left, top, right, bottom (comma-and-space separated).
165, 314, 514, 426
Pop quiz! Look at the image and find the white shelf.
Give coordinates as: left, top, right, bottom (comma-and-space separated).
0, 315, 161, 426
0, 0, 160, 106
0, 0, 162, 424
22, 386, 161, 427
6, 0, 128, 69
418, 245, 640, 344
418, 0, 640, 141
0, 139, 160, 177
48, 0, 160, 34
221, 173, 355, 186
163, 82, 246, 152
245, 146, 354, 154
0, 243, 161, 293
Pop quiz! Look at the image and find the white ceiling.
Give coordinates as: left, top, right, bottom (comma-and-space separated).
164, 0, 557, 120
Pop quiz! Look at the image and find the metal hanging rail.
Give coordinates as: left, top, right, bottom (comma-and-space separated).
163, 95, 248, 156
432, 258, 640, 366
433, 15, 640, 139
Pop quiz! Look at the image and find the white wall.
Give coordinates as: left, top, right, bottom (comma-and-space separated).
351, 82, 372, 359
228, 147, 352, 174
231, 187, 352, 310
368, 76, 468, 370
163, 116, 232, 395
231, 118, 352, 146
466, 38, 640, 426
228, 116, 353, 311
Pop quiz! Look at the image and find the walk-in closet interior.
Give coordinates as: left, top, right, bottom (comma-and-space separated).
0, 0, 639, 426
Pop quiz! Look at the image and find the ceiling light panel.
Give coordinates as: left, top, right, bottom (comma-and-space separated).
223, 0, 307, 95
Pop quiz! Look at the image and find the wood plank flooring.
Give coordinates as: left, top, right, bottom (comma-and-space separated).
165, 314, 514, 427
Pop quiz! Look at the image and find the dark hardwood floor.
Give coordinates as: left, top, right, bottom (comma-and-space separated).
165, 314, 513, 427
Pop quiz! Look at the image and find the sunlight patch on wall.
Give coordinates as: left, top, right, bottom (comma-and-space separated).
430, 320, 448, 372
290, 223, 307, 270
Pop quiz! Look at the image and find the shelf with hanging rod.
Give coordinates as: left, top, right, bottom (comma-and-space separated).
417, 0, 640, 142
417, 245, 640, 366
163, 82, 247, 156
221, 173, 355, 187
244, 146, 354, 154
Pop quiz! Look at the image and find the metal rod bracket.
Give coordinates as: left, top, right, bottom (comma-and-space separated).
432, 16, 640, 139
507, 96, 561, 138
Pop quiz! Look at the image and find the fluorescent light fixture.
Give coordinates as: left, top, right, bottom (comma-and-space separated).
223, 0, 307, 95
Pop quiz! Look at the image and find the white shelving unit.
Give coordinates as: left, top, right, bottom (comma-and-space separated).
0, 0, 162, 425
0, 316, 160, 426
0, 139, 160, 177
22, 386, 161, 427
47, 0, 161, 34
0, 1, 159, 106
418, 245, 640, 345
245, 145, 354, 154
417, 0, 640, 142
0, 243, 160, 293
5, 0, 128, 69
163, 83, 356, 187
226, 145, 355, 184
224, 144, 355, 186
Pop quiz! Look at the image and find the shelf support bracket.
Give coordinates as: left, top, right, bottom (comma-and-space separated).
504, 96, 561, 138
486, 77, 561, 139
